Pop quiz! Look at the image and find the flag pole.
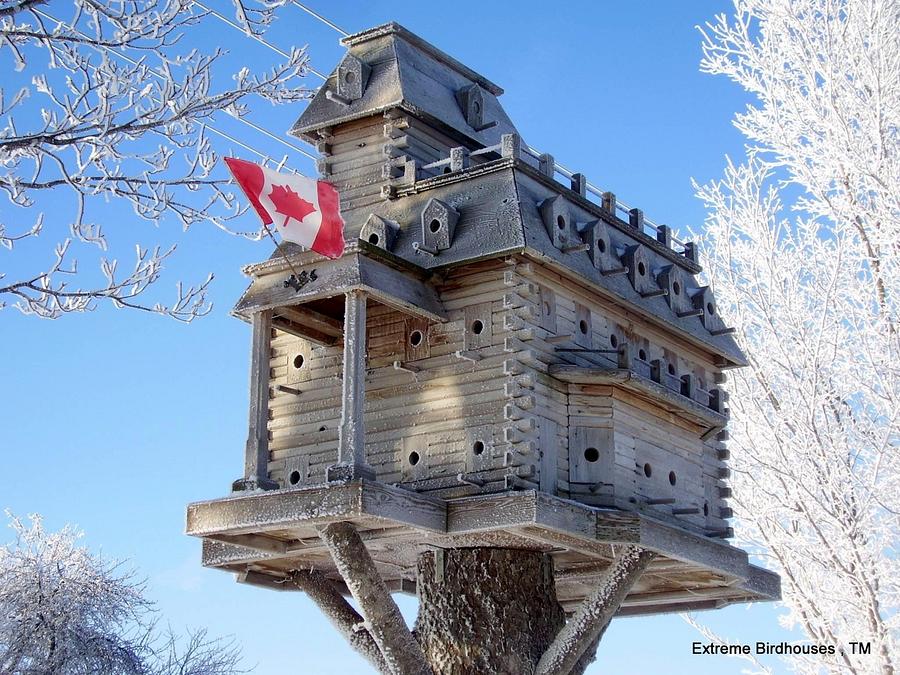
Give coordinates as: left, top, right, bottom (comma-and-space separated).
260, 222, 304, 280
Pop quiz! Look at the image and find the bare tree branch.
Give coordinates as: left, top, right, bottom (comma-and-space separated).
0, 0, 312, 320
0, 512, 245, 674
534, 546, 655, 675
288, 569, 391, 675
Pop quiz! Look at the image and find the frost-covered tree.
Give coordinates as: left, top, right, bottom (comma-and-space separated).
0, 513, 243, 674
694, 0, 899, 672
0, 0, 311, 320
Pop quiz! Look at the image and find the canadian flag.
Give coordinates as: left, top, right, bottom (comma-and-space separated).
225, 157, 345, 259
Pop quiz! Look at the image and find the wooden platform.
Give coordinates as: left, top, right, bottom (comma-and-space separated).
186, 480, 778, 615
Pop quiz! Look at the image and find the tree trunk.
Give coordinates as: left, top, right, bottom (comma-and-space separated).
414, 548, 566, 675
310, 523, 652, 674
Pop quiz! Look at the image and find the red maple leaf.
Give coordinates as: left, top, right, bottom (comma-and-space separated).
269, 183, 316, 227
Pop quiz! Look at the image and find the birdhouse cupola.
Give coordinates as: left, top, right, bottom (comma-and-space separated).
187, 22, 778, 623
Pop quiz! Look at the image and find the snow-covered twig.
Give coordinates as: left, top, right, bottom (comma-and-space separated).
0, 512, 246, 674
694, 1, 900, 672
0, 0, 312, 320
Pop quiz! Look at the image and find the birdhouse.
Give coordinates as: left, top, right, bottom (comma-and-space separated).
187, 22, 778, 620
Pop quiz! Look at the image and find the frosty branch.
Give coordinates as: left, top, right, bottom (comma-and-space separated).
287, 568, 390, 675
693, 1, 900, 672
0, 0, 313, 320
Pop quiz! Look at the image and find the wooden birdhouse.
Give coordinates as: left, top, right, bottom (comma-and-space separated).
187, 22, 778, 623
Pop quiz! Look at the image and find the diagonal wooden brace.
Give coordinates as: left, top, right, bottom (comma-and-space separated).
318, 521, 432, 675
535, 545, 656, 675
289, 569, 391, 675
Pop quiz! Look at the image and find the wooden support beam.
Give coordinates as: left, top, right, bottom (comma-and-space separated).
318, 521, 431, 675
237, 569, 294, 592
535, 546, 656, 675
288, 569, 391, 675
271, 316, 338, 346
328, 290, 376, 482
327, 575, 418, 598
234, 310, 278, 491
201, 526, 424, 568
278, 304, 344, 337
207, 533, 287, 555
187, 480, 446, 539
234, 252, 447, 323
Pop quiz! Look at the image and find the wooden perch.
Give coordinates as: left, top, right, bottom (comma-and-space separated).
289, 569, 390, 675
393, 360, 420, 374
535, 546, 655, 675
318, 521, 432, 675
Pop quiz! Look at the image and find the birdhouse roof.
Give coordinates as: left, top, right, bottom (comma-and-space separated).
290, 22, 517, 148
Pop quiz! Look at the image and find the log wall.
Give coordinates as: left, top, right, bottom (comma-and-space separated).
267, 260, 534, 499
503, 258, 731, 534
316, 111, 481, 232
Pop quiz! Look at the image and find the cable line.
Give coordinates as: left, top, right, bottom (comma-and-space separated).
290, 1, 349, 37
34, 8, 318, 165
192, 0, 329, 80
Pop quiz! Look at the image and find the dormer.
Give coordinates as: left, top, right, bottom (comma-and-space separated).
416, 198, 458, 254
456, 83, 495, 131
328, 54, 371, 104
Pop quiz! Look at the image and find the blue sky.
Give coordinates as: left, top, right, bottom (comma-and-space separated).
1, 1, 797, 673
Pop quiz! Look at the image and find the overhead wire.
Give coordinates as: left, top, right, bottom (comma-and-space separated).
22, 2, 343, 267
290, 1, 350, 37
35, 0, 688, 248
192, 0, 329, 80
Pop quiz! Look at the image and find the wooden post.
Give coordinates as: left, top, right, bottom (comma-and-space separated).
289, 569, 390, 675
656, 224, 672, 248
501, 133, 521, 159
535, 546, 655, 675
233, 309, 278, 491
628, 208, 644, 231
538, 153, 555, 178
327, 290, 376, 482
449, 146, 469, 172
683, 240, 699, 263
601, 191, 616, 214
319, 522, 432, 675
570, 173, 587, 197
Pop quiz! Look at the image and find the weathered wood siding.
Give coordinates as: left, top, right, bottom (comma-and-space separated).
317, 111, 482, 232
316, 116, 391, 222
504, 258, 731, 535
267, 260, 537, 498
